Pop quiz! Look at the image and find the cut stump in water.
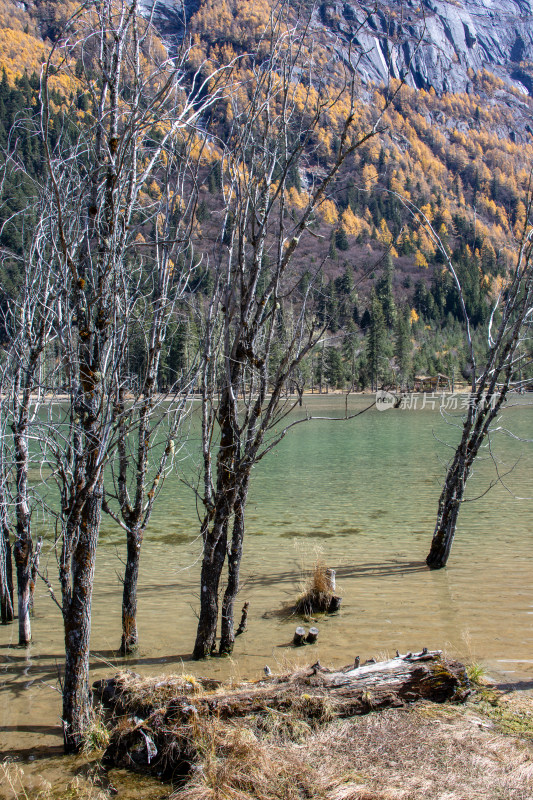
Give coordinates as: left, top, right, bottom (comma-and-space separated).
293, 626, 306, 646
96, 649, 469, 779
306, 626, 319, 644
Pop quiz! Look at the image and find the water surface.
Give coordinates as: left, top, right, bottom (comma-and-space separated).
1, 394, 532, 770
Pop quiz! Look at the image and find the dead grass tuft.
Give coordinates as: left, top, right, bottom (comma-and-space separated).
170, 717, 320, 800
294, 559, 335, 615
0, 763, 108, 800
104, 670, 222, 718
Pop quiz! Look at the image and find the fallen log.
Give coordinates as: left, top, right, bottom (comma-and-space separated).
96, 649, 469, 779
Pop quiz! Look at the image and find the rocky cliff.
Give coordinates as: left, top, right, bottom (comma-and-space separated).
317, 0, 533, 96
143, 0, 533, 98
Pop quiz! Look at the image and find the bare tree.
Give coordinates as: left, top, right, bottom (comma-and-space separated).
0, 141, 57, 639
425, 201, 533, 569
103, 138, 203, 655
396, 192, 533, 569
6, 230, 56, 644
0, 381, 14, 625
192, 5, 394, 658
38, 0, 230, 750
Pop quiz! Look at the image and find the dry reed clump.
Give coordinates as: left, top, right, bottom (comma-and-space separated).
294, 559, 336, 615
95, 670, 222, 719
170, 716, 322, 800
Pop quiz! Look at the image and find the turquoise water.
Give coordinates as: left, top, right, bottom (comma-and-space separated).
1, 393, 532, 762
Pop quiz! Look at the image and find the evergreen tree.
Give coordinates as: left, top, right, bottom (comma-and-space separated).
335, 226, 349, 251
342, 321, 359, 389
366, 290, 389, 390
324, 346, 344, 389
375, 253, 396, 326
394, 306, 412, 388
208, 160, 222, 194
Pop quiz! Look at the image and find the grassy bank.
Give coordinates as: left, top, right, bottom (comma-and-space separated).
3, 672, 533, 800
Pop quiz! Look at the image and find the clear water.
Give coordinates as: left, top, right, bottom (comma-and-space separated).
1, 394, 532, 767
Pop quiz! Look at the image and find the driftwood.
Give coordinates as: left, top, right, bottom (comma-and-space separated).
96, 649, 469, 778
235, 602, 249, 636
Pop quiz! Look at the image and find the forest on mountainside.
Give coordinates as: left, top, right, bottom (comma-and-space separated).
0, 0, 532, 391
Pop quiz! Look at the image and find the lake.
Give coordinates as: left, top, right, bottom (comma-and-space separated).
1, 393, 532, 785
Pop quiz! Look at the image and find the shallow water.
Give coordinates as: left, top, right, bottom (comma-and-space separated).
1, 394, 532, 783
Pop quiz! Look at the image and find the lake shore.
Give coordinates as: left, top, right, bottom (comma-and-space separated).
3, 668, 533, 800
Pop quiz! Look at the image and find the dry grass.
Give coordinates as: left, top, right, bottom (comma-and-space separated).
169, 696, 533, 800
4, 685, 533, 800
98, 663, 533, 800
0, 763, 108, 800
294, 558, 335, 615
100, 671, 222, 718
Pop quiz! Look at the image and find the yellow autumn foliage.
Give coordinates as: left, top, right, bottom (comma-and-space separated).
318, 199, 338, 225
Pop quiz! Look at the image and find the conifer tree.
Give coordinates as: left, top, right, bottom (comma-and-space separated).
366, 290, 388, 390
394, 306, 412, 388
376, 252, 396, 326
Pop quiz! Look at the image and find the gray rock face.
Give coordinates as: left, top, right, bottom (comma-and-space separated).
314, 0, 533, 95
143, 0, 533, 99
139, 0, 199, 41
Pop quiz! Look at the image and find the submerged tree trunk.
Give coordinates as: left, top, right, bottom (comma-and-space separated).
14, 537, 32, 644
0, 445, 14, 624
426, 469, 466, 570
62, 488, 102, 754
219, 478, 249, 655
194, 400, 239, 659
121, 526, 142, 655
0, 521, 14, 624
13, 407, 32, 645
193, 515, 229, 659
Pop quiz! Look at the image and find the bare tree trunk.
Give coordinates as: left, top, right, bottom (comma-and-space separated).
219, 477, 249, 655
0, 520, 14, 624
426, 460, 466, 569
193, 515, 229, 659
121, 525, 142, 655
62, 488, 101, 753
14, 537, 32, 644
12, 390, 32, 645
30, 536, 42, 614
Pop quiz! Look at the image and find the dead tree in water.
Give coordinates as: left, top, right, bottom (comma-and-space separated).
40, 0, 230, 751
426, 213, 533, 568
0, 159, 57, 639
103, 150, 201, 654
192, 4, 399, 659
0, 387, 14, 624
4, 221, 55, 644
402, 194, 533, 569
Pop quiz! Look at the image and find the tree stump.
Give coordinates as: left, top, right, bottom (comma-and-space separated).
306, 626, 319, 644
293, 626, 306, 646
328, 595, 342, 613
